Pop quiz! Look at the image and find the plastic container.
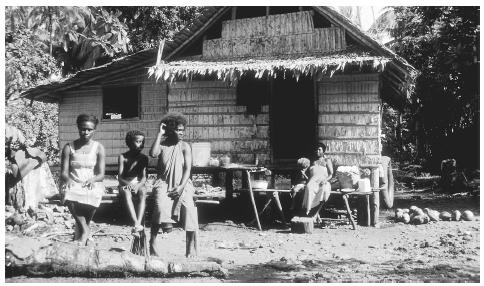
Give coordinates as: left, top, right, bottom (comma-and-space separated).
358, 178, 371, 192
191, 142, 211, 167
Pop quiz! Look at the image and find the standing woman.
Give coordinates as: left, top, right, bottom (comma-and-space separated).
60, 114, 105, 246
149, 112, 198, 257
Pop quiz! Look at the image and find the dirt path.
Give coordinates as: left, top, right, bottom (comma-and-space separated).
6, 190, 480, 282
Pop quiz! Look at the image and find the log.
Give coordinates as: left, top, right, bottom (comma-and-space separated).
5, 236, 226, 278
290, 216, 314, 234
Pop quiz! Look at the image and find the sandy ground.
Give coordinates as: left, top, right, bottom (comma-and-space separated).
6, 188, 480, 283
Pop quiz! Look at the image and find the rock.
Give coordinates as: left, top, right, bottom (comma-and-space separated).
425, 209, 440, 222
462, 210, 475, 221
270, 249, 275, 253
440, 211, 452, 221
409, 206, 419, 213
452, 210, 462, 221
7, 214, 26, 226
6, 225, 14, 232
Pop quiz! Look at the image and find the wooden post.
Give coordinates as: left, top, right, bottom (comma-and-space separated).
246, 171, 262, 231
273, 191, 286, 224
232, 7, 237, 20
370, 167, 380, 226
342, 194, 357, 230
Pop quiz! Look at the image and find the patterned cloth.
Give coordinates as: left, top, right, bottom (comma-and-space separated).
63, 141, 104, 207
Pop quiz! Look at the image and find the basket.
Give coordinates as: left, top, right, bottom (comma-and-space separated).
336, 166, 360, 189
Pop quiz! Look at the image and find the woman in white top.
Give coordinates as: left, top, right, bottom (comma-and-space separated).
60, 114, 105, 246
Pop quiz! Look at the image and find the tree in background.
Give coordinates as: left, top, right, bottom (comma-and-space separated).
389, 7, 479, 170
5, 27, 61, 164
106, 6, 202, 52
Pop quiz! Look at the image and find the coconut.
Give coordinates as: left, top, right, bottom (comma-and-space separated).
452, 210, 462, 221
402, 213, 411, 224
402, 209, 410, 214
395, 212, 404, 222
461, 210, 475, 221
427, 210, 440, 222
409, 206, 419, 213
395, 208, 403, 215
414, 208, 425, 216
440, 211, 452, 221
411, 215, 426, 225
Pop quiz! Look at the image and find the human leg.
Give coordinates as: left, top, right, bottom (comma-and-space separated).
120, 186, 138, 227
182, 205, 198, 258
135, 186, 147, 228
67, 201, 90, 245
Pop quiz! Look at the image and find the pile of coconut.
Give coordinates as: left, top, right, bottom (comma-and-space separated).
395, 206, 475, 225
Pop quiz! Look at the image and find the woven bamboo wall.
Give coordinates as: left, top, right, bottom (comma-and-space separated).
168, 80, 270, 164
202, 11, 346, 59
317, 73, 382, 166
58, 69, 168, 166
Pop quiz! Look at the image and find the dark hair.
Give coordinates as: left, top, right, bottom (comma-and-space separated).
125, 130, 145, 148
160, 112, 187, 132
316, 142, 327, 153
76, 114, 99, 127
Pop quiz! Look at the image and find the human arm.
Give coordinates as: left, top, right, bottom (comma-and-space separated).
325, 158, 333, 181
149, 122, 166, 158
84, 143, 105, 188
168, 142, 192, 198
117, 154, 132, 187
60, 144, 76, 185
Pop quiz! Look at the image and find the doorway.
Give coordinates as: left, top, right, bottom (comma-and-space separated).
271, 75, 317, 162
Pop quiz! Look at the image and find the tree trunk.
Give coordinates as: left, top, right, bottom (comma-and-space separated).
6, 237, 227, 278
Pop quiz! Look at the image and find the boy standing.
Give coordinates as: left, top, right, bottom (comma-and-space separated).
118, 130, 149, 234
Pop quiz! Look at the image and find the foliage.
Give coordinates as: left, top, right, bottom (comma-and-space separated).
5, 27, 61, 164
6, 6, 131, 76
389, 7, 479, 169
106, 6, 202, 52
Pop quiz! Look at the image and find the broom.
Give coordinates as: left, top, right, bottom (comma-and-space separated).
130, 210, 149, 257
130, 227, 149, 256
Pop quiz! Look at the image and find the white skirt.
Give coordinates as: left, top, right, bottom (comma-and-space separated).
63, 182, 104, 207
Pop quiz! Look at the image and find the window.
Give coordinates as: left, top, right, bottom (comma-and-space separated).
236, 76, 270, 115
102, 85, 140, 120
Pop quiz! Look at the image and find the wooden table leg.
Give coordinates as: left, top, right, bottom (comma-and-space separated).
365, 195, 371, 226
246, 171, 262, 231
370, 168, 380, 227
273, 191, 286, 224
342, 194, 357, 230
225, 171, 233, 203
249, 193, 273, 225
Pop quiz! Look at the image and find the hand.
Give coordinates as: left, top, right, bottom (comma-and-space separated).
167, 186, 182, 199
83, 179, 95, 190
159, 123, 166, 136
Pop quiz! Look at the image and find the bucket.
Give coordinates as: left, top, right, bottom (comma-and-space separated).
191, 142, 211, 167
358, 178, 371, 192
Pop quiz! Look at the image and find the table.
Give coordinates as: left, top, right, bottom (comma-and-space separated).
192, 164, 270, 230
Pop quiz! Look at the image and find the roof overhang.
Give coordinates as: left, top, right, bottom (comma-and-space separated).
149, 54, 392, 83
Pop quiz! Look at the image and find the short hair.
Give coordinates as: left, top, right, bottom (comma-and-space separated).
125, 130, 145, 147
160, 112, 187, 131
297, 157, 310, 169
76, 114, 99, 127
316, 142, 327, 153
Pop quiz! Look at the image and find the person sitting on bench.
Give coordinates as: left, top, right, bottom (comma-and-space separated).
302, 142, 333, 217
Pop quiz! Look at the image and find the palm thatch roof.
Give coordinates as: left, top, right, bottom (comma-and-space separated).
149, 52, 391, 84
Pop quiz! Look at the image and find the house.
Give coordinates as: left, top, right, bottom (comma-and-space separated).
22, 6, 417, 169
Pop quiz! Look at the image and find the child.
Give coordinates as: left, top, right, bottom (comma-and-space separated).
290, 157, 310, 211
118, 130, 149, 234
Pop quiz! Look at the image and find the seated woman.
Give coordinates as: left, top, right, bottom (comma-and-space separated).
301, 142, 333, 216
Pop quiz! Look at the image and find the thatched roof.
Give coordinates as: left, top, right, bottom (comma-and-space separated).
21, 6, 417, 102
148, 52, 392, 84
